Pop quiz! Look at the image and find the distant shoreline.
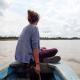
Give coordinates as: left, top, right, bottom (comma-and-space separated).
0, 37, 80, 40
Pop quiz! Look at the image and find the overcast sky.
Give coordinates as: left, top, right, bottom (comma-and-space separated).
0, 0, 80, 37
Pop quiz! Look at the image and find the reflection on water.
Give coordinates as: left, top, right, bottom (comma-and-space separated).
67, 58, 80, 64
0, 40, 80, 78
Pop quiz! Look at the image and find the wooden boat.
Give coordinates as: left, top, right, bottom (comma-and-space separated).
0, 60, 80, 80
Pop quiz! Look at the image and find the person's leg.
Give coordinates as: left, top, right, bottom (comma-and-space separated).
43, 56, 61, 63
39, 48, 58, 62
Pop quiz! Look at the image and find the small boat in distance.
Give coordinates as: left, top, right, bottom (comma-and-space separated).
0, 60, 80, 80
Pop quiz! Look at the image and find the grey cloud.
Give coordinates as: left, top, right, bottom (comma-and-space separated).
0, 0, 6, 9
0, 0, 7, 16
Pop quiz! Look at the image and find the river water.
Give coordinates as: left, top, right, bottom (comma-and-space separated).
0, 40, 80, 78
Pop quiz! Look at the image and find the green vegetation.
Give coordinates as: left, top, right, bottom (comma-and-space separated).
0, 36, 80, 40
40, 37, 80, 40
0, 37, 18, 40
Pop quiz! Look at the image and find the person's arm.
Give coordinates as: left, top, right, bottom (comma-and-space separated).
31, 27, 40, 73
33, 48, 40, 74
33, 48, 40, 64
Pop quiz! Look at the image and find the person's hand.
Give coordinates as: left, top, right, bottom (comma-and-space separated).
35, 64, 40, 74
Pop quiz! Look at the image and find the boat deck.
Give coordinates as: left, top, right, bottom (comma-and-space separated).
0, 57, 80, 80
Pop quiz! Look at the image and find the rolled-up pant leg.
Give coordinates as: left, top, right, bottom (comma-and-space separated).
39, 48, 58, 62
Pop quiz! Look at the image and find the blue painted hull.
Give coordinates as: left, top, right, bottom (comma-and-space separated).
0, 66, 13, 79
0, 61, 80, 80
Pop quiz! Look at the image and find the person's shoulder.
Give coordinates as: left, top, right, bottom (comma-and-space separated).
22, 24, 31, 31
32, 26, 38, 33
29, 24, 38, 31
24, 24, 38, 33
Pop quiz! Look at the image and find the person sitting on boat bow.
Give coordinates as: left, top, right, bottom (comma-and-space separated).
15, 10, 61, 80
